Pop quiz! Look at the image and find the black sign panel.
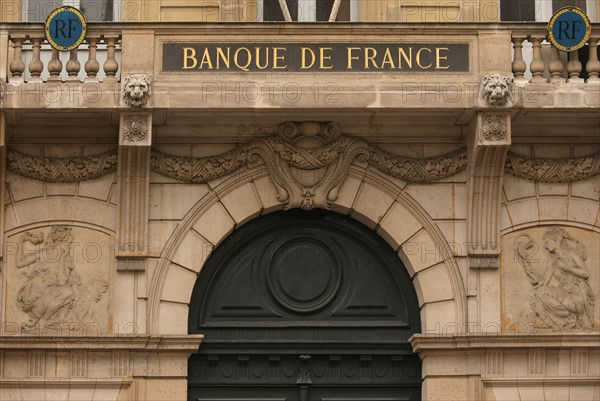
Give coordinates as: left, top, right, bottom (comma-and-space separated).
163, 43, 469, 72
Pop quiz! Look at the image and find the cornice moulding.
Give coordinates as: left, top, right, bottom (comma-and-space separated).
410, 333, 600, 352
0, 335, 204, 350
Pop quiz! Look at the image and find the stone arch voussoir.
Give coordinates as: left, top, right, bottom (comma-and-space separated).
149, 166, 466, 335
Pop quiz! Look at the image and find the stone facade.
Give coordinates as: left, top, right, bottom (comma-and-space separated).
0, 4, 599, 401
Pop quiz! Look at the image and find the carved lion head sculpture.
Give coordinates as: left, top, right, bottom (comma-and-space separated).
481, 74, 513, 107
122, 74, 152, 107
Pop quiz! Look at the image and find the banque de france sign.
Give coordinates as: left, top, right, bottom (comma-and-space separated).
163, 43, 469, 72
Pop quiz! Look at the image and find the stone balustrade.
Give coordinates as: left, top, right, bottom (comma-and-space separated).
6, 25, 121, 83
0, 22, 598, 109
511, 25, 600, 84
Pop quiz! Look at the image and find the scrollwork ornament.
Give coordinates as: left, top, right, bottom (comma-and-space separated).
122, 74, 152, 107
6, 122, 472, 209
482, 115, 508, 141
149, 122, 468, 210
481, 74, 513, 107
123, 114, 149, 142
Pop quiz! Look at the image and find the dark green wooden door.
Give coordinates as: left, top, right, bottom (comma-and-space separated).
188, 210, 421, 401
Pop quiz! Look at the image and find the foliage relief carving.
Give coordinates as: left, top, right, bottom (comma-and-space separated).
5, 124, 599, 190
6, 149, 118, 182
505, 151, 600, 183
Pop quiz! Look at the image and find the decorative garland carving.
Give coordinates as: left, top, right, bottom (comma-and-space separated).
505, 151, 600, 183
6, 149, 118, 182
150, 122, 468, 209
6, 128, 598, 190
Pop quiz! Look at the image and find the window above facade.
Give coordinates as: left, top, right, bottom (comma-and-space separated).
500, 0, 596, 21
261, 0, 355, 21
23, 0, 119, 22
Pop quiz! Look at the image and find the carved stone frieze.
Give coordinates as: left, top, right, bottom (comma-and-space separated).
480, 74, 514, 107
482, 115, 508, 141
505, 151, 600, 183
122, 74, 152, 107
150, 121, 468, 210
506, 226, 598, 332
6, 149, 118, 182
122, 114, 149, 143
7, 226, 111, 334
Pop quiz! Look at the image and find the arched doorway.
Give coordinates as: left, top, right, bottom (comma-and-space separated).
188, 210, 422, 400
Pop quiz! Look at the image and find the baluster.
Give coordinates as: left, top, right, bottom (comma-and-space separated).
529, 36, 546, 83
28, 37, 44, 82
567, 50, 583, 83
103, 37, 119, 81
9, 37, 25, 81
548, 45, 565, 83
85, 37, 100, 81
47, 48, 63, 81
66, 49, 81, 81
586, 38, 599, 82
511, 36, 527, 82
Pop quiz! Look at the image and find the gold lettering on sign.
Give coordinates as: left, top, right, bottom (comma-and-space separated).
200, 47, 214, 69
234, 47, 252, 71
183, 47, 197, 69
398, 48, 413, 69
347, 47, 360, 69
364, 47, 379, 69
416, 48, 432, 69
170, 43, 468, 72
302, 47, 315, 69
256, 47, 270, 70
273, 47, 287, 69
436, 47, 449, 70
381, 48, 396, 69
216, 47, 231, 68
319, 47, 333, 69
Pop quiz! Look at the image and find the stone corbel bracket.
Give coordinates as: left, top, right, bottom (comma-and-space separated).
467, 111, 512, 268
116, 112, 152, 271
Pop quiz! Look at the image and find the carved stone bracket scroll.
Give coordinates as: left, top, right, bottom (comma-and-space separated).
116, 112, 152, 271
468, 111, 512, 268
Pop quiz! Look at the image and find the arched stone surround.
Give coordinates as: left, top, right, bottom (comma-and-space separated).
147, 163, 467, 336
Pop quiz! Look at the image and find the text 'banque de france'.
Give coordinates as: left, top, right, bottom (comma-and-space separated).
162, 43, 470, 73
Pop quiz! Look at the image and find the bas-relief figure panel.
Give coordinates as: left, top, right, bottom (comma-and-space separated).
3, 226, 112, 335
502, 226, 599, 333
